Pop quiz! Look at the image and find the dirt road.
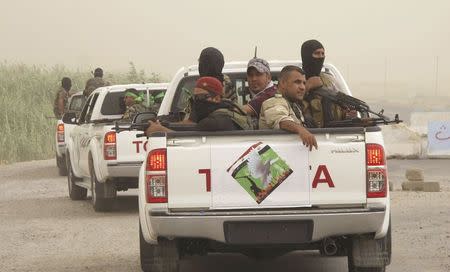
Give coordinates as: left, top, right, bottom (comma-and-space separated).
0, 159, 449, 272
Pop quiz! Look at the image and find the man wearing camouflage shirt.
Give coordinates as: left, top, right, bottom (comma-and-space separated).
121, 88, 147, 122
53, 77, 76, 119
259, 65, 317, 151
83, 67, 109, 97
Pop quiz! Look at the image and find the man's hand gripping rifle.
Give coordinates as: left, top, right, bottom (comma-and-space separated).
315, 88, 403, 127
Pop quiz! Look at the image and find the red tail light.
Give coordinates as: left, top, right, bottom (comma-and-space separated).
366, 144, 387, 198
57, 124, 65, 143
145, 148, 168, 203
103, 131, 117, 160
146, 148, 167, 171
366, 144, 385, 166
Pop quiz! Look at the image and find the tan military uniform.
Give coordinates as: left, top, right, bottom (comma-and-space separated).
83, 77, 108, 97
259, 93, 304, 130
306, 72, 345, 128
53, 88, 76, 118
122, 103, 147, 122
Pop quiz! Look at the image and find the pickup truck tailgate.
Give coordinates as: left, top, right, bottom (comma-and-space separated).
115, 130, 147, 163
166, 132, 366, 210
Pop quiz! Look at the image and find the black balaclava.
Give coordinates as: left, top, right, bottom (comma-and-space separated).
190, 100, 230, 122
301, 40, 325, 79
198, 47, 225, 82
94, 67, 103, 78
61, 77, 72, 91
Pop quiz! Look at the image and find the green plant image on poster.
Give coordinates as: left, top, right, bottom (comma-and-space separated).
227, 142, 293, 204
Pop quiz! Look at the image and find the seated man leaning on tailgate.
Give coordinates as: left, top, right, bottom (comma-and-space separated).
259, 65, 317, 150
146, 77, 251, 134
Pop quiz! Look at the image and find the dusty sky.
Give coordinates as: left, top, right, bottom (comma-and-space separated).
1, 0, 450, 95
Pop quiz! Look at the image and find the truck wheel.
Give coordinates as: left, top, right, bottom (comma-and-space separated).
57, 154, 68, 176
89, 157, 116, 212
140, 224, 179, 272
347, 224, 391, 272
67, 154, 87, 200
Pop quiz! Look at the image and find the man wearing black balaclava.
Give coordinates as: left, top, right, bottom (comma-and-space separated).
301, 40, 345, 128
301, 39, 342, 92
198, 47, 225, 82
198, 47, 236, 101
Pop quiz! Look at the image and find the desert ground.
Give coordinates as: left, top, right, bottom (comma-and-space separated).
0, 159, 449, 272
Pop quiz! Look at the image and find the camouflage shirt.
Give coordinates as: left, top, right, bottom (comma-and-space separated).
122, 103, 147, 122
259, 93, 304, 130
305, 72, 345, 128
83, 77, 108, 97
53, 87, 76, 119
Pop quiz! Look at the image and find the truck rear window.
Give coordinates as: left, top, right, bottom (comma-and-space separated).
171, 72, 281, 114
101, 89, 166, 115
68, 95, 86, 112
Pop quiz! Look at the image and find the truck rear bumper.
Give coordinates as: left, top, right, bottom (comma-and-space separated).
107, 162, 141, 177
148, 207, 386, 244
56, 144, 65, 157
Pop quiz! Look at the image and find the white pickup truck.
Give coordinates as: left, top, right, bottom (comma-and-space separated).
64, 83, 168, 212
137, 61, 391, 272
55, 91, 86, 176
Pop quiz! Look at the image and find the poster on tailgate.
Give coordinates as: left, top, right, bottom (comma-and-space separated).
210, 141, 310, 209
227, 142, 293, 204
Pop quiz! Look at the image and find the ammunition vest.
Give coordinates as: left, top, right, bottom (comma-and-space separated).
210, 103, 252, 130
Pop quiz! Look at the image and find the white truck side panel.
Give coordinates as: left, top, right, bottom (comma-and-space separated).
365, 130, 390, 238
309, 137, 366, 205
167, 140, 212, 209
140, 136, 167, 244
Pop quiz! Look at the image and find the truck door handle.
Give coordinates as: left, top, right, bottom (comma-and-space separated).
167, 139, 197, 146
335, 135, 364, 142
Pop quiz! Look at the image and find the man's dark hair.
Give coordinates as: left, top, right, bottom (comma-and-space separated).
61, 77, 72, 91
94, 67, 103, 77
279, 65, 305, 82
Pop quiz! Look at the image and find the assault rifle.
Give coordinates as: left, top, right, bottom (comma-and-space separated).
112, 111, 195, 137
314, 88, 402, 127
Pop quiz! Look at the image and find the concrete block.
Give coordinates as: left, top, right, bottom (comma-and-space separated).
382, 124, 423, 159
405, 168, 424, 181
401, 181, 424, 191
423, 182, 440, 192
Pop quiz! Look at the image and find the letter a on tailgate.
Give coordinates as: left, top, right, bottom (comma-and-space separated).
312, 165, 335, 188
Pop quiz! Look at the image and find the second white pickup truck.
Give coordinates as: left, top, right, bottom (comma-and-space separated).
55, 91, 86, 176
138, 61, 392, 272
64, 83, 168, 212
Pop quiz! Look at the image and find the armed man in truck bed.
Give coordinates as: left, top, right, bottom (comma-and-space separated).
259, 65, 317, 150
53, 77, 76, 119
121, 88, 148, 122
301, 40, 349, 128
83, 67, 109, 97
146, 76, 251, 134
